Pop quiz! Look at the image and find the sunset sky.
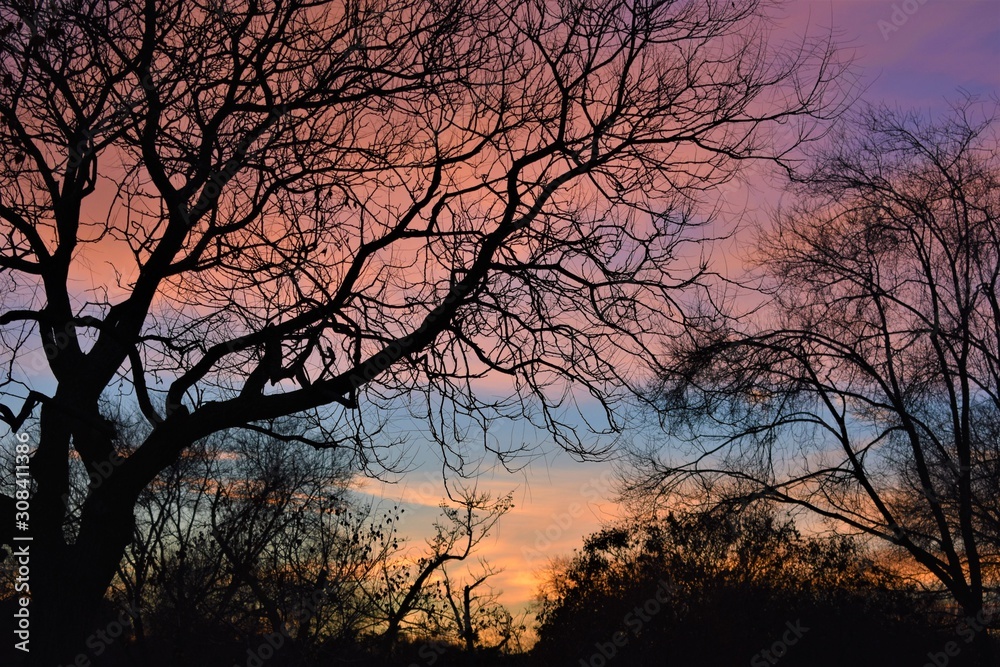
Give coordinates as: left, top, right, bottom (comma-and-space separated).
5, 1, 999, 663
3, 0, 998, 636
355, 0, 1000, 619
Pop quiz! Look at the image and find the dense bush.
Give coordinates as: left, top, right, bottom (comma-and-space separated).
533, 504, 963, 667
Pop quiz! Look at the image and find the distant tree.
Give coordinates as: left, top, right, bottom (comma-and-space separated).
439, 560, 507, 653
533, 503, 950, 667
631, 99, 1000, 664
110, 422, 391, 665
63, 419, 513, 666
0, 0, 848, 659
376, 489, 512, 651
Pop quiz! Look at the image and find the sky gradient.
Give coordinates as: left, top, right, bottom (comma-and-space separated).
2, 0, 997, 635
354, 0, 1000, 621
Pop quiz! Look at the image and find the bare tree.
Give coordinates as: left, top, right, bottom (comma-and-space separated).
440, 559, 510, 653
118, 423, 389, 662
0, 0, 847, 659
632, 99, 999, 663
376, 489, 512, 650
115, 419, 221, 655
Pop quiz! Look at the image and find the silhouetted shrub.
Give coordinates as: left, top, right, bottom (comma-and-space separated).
533, 504, 960, 667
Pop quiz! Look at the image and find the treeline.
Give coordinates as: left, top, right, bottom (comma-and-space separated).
1, 417, 521, 667
533, 505, 991, 667
4, 421, 996, 666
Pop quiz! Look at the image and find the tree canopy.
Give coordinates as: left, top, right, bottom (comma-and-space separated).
0, 0, 847, 661
533, 504, 946, 667
632, 98, 1000, 662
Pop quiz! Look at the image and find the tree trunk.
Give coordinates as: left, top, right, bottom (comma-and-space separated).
967, 607, 996, 667
27, 394, 138, 666
30, 490, 137, 666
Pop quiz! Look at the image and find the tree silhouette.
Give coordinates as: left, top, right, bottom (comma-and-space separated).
0, 0, 847, 660
377, 490, 511, 652
634, 98, 999, 664
82, 419, 396, 665
534, 504, 951, 667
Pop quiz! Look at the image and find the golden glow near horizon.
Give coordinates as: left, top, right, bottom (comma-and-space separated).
356, 457, 621, 614
2, 0, 997, 649
339, 0, 1000, 621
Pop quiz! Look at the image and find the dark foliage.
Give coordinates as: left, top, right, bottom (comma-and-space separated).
533, 505, 963, 667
